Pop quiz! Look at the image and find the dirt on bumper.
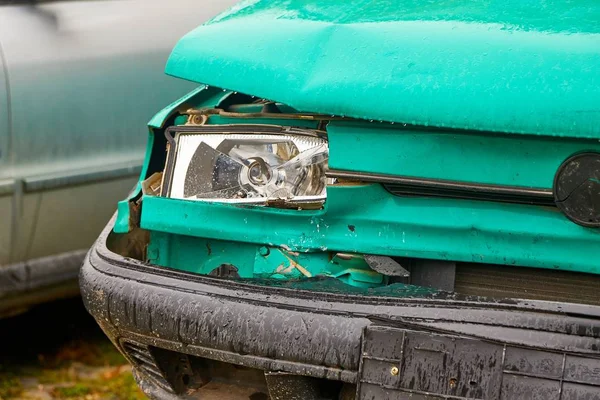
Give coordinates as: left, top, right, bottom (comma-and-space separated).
80, 222, 600, 399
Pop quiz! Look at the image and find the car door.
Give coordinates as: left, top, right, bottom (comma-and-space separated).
0, 40, 10, 266
0, 0, 237, 265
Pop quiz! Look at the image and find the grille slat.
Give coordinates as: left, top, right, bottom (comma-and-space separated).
455, 263, 600, 306
121, 341, 174, 393
125, 346, 157, 366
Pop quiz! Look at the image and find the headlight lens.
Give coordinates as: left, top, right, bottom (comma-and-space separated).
165, 131, 328, 206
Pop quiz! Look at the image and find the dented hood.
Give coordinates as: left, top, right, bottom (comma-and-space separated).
166, 0, 600, 139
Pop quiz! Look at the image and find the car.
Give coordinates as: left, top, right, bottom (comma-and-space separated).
0, 0, 236, 317
81, 1, 600, 399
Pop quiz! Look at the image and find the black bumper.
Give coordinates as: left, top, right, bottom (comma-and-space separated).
81, 220, 600, 399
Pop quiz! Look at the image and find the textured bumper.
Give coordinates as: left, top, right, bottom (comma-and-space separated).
81, 220, 600, 399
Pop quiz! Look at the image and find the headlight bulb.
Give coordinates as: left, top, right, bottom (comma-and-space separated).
247, 158, 272, 186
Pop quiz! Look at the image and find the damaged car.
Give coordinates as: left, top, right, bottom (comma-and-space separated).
81, 1, 600, 399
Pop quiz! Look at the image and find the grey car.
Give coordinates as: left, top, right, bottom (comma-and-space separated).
0, 0, 236, 317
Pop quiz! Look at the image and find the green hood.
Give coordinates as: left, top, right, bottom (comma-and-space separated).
166, 0, 600, 139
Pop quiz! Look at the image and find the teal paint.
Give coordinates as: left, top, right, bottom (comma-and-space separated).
114, 197, 135, 234
115, 87, 236, 233
140, 184, 600, 275
166, 0, 600, 139
146, 230, 384, 288
129, 0, 600, 282
328, 121, 600, 188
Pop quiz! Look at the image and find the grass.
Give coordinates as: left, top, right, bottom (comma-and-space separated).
0, 375, 23, 399
0, 341, 146, 400
52, 384, 91, 398
49, 374, 146, 400
0, 298, 147, 400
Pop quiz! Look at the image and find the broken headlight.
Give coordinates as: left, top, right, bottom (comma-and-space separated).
163, 129, 328, 206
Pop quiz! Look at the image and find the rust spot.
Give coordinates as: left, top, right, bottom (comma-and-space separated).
449, 378, 458, 389
332, 179, 366, 186
348, 225, 356, 232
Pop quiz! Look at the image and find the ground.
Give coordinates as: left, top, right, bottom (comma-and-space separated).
0, 297, 146, 400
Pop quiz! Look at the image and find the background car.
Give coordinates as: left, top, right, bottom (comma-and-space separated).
0, 0, 237, 317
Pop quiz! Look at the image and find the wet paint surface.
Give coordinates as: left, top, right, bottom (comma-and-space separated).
166, 0, 600, 138
112, 1, 600, 281
327, 121, 600, 188
146, 230, 387, 287
123, 84, 600, 276
140, 183, 600, 274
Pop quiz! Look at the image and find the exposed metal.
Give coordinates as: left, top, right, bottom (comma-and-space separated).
364, 255, 410, 278
185, 107, 347, 123
141, 183, 599, 274
119, 88, 600, 275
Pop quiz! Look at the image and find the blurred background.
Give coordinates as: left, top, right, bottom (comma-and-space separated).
0, 0, 236, 398
0, 298, 145, 399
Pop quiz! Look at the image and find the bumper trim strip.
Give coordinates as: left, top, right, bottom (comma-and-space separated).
327, 169, 554, 205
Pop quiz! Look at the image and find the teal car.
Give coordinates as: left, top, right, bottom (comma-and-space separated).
81, 1, 600, 399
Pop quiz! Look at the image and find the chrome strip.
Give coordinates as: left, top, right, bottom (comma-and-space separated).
327, 169, 555, 205
0, 161, 142, 195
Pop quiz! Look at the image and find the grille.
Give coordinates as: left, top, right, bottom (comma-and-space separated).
327, 169, 554, 206
121, 340, 174, 392
455, 263, 600, 306
384, 182, 555, 206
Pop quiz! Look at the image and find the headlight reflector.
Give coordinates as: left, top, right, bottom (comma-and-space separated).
165, 130, 328, 206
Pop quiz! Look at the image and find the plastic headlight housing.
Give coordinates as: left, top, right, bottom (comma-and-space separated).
163, 128, 328, 207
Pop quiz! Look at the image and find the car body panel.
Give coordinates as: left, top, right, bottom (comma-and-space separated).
0, 44, 9, 265
114, 85, 235, 233
140, 183, 600, 275
166, 0, 600, 139
327, 122, 600, 189
0, 0, 237, 313
0, 39, 7, 170
108, 85, 599, 276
